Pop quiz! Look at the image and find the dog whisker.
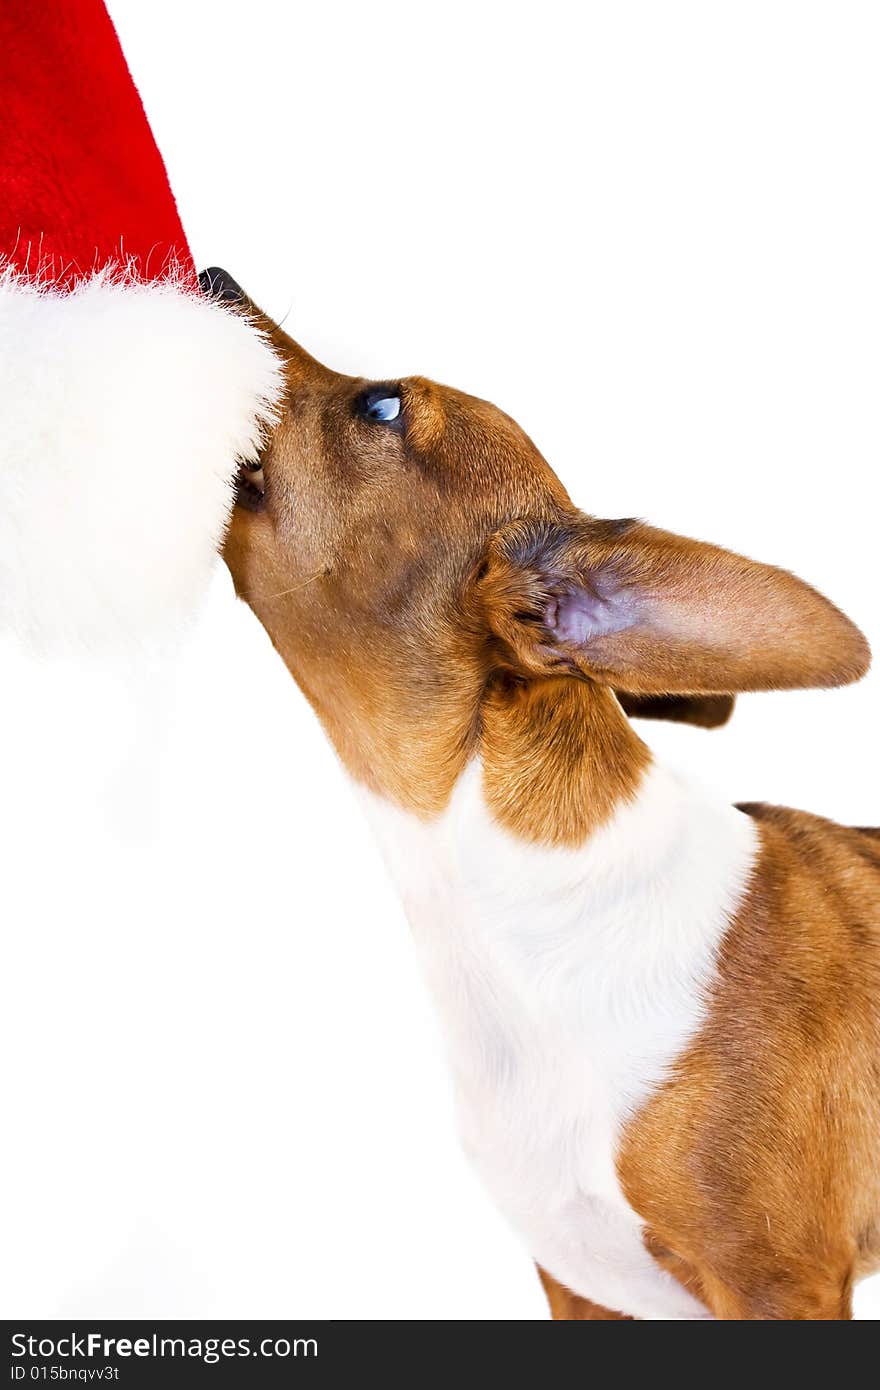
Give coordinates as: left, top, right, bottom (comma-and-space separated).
255, 570, 326, 602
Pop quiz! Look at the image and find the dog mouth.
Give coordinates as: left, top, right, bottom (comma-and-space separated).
236, 458, 266, 511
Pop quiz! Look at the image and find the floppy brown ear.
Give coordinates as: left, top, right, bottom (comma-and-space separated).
478, 513, 870, 694
615, 692, 735, 729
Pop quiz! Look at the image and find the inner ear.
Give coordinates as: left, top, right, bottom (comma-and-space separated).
546, 575, 638, 646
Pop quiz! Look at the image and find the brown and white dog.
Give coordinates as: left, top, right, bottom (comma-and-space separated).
204, 269, 880, 1320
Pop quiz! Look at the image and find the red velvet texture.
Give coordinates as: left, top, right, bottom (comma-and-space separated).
0, 0, 193, 287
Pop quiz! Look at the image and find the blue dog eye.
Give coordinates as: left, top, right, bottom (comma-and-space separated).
360, 389, 402, 423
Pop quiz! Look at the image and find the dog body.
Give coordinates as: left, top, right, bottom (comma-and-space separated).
359, 760, 756, 1319
359, 754, 880, 1319
212, 271, 879, 1318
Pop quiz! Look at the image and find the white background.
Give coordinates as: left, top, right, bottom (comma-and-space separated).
2, 0, 878, 1318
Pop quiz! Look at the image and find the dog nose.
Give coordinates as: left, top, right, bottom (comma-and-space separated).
198, 266, 246, 305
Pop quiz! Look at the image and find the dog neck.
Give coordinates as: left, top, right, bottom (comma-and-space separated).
295, 650, 650, 845
341, 669, 757, 987
355, 709, 758, 992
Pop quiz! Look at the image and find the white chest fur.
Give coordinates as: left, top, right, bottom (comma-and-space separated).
357, 759, 758, 1320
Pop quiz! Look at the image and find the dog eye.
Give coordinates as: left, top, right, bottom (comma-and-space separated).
358, 388, 402, 424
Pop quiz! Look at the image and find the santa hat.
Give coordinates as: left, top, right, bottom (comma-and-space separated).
0, 0, 282, 652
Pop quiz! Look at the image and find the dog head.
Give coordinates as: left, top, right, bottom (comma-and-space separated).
207, 271, 869, 822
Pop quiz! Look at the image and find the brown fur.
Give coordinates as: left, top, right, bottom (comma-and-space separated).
474, 512, 867, 695
216, 285, 875, 1319
224, 316, 571, 816
481, 676, 649, 846
618, 807, 880, 1320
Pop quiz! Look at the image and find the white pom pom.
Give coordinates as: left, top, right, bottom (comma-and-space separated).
0, 269, 283, 652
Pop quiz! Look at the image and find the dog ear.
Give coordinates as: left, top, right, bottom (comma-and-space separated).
615, 692, 735, 729
476, 513, 869, 694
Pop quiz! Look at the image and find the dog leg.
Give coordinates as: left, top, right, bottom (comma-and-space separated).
699, 1267, 854, 1320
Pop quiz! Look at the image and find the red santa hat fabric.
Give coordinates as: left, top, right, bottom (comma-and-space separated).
0, 0, 281, 651
0, 0, 192, 286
